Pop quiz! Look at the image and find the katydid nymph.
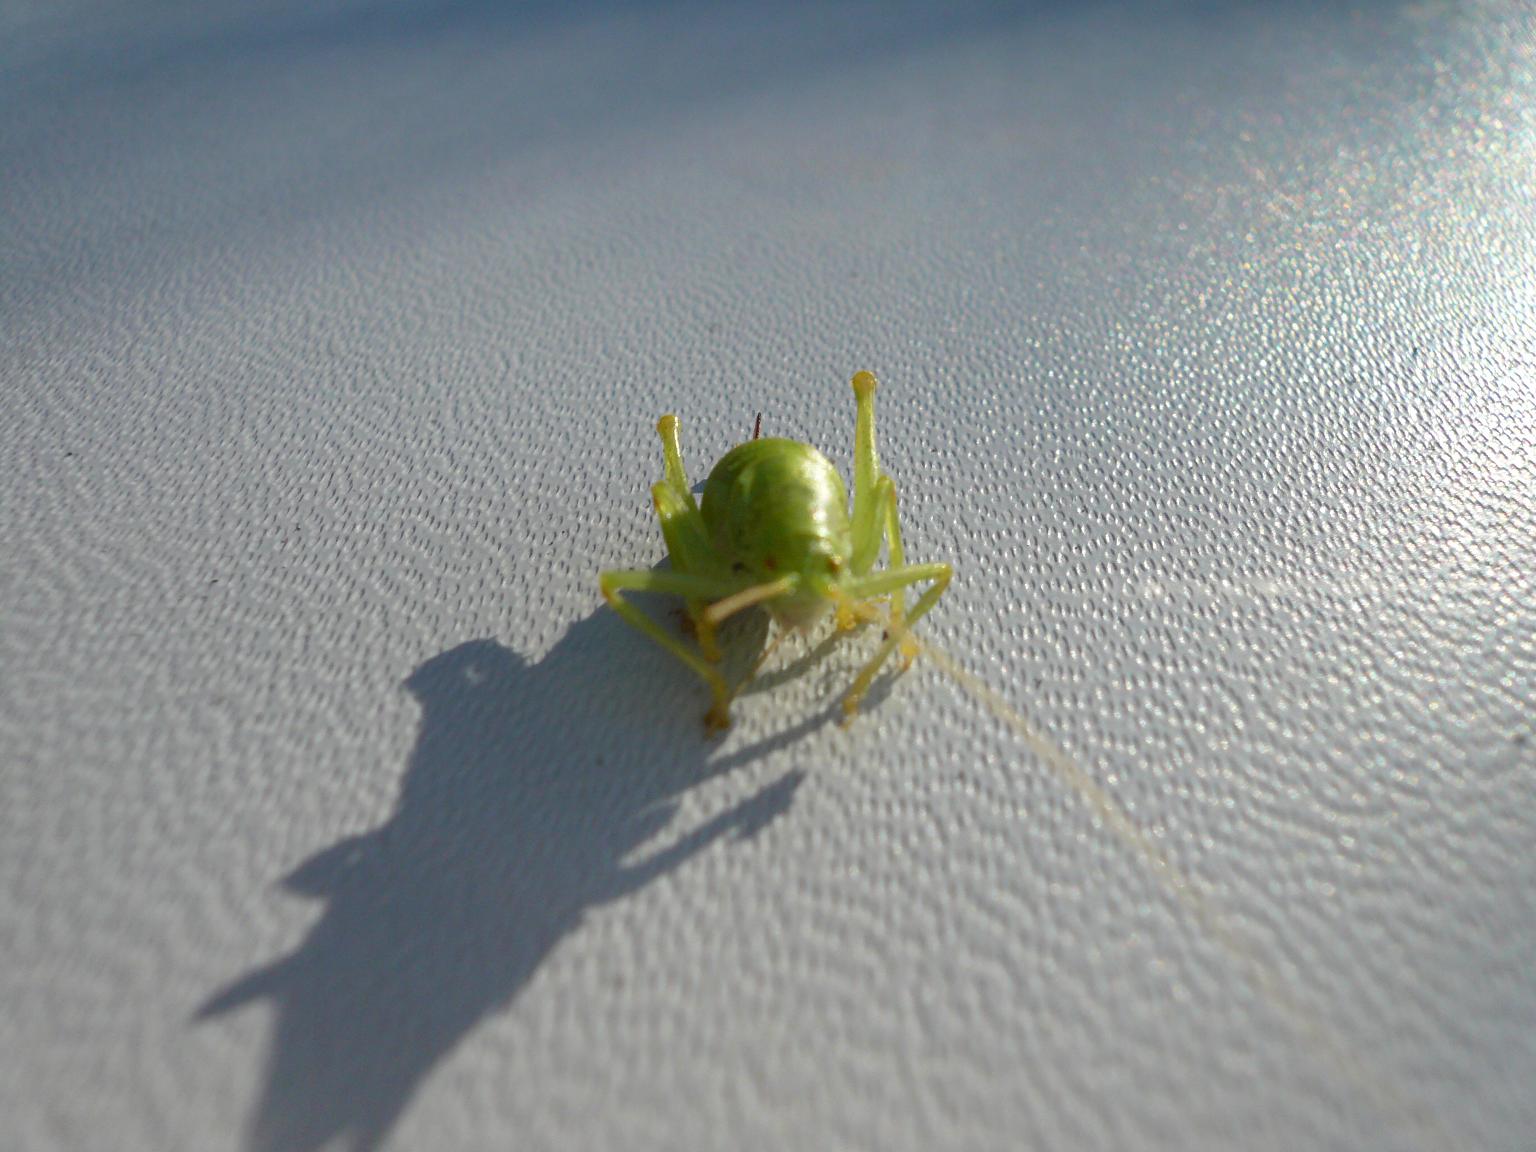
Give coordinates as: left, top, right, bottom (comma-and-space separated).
600, 371, 951, 732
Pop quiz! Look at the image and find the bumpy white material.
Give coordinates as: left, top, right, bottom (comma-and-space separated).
4, 3, 1534, 1150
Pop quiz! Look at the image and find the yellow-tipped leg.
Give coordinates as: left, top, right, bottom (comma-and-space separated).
835, 600, 861, 632
601, 568, 747, 734
702, 575, 797, 628
849, 372, 881, 562
656, 414, 696, 510
837, 562, 951, 722
689, 602, 722, 663
704, 701, 732, 734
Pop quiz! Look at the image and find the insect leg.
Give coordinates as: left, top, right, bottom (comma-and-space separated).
852, 466, 909, 573
836, 562, 952, 721
848, 371, 881, 562
849, 476, 924, 662
876, 477, 917, 656
702, 575, 797, 627
656, 415, 699, 513
600, 567, 750, 732
651, 480, 725, 660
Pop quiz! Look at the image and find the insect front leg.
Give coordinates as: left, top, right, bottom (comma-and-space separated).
599, 567, 752, 732
836, 561, 952, 722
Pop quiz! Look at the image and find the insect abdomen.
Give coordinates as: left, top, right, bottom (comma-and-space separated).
700, 438, 852, 579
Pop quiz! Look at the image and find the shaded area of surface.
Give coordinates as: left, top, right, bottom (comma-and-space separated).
201, 618, 802, 1152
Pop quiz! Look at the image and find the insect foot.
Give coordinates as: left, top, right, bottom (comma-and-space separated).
704, 703, 733, 735
838, 691, 865, 729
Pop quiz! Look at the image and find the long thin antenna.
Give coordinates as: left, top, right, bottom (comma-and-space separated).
876, 608, 1445, 1150
752, 412, 763, 441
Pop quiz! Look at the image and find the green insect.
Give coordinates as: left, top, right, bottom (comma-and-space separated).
600, 371, 952, 732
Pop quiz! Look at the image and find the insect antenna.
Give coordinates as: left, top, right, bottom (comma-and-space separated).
876, 606, 1447, 1151
752, 412, 763, 440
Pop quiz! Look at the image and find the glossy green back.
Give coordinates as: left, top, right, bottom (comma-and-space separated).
700, 438, 852, 581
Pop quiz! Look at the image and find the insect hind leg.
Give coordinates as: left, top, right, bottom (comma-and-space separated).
848, 474, 926, 665
656, 414, 697, 512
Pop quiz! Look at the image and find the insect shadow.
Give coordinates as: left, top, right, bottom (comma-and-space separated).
197, 607, 812, 1152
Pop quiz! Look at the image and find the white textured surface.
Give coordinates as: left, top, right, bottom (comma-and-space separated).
4, 2, 1535, 1150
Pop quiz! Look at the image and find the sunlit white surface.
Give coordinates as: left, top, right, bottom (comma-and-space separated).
3, 3, 1534, 1151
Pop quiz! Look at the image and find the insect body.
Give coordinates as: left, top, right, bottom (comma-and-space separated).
600, 371, 951, 731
